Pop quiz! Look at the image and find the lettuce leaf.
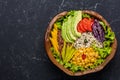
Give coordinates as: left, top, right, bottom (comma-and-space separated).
82, 13, 91, 18
99, 21, 115, 41
55, 10, 76, 29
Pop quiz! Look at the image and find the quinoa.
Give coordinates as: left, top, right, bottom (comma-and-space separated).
74, 32, 103, 49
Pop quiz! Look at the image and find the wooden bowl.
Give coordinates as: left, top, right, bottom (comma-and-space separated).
45, 10, 117, 76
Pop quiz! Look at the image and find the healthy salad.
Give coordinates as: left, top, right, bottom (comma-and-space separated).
49, 10, 115, 72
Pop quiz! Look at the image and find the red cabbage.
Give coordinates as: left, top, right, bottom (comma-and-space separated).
92, 19, 105, 42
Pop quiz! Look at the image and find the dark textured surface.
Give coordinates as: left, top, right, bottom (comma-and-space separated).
0, 0, 120, 80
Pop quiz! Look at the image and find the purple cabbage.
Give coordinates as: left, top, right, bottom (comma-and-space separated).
92, 19, 105, 42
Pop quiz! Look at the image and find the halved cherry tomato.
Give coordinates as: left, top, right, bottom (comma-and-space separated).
77, 18, 94, 33
79, 23, 86, 32
77, 23, 84, 33
87, 18, 94, 31
82, 18, 89, 30
77, 20, 86, 33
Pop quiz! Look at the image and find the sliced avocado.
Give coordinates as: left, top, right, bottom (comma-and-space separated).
66, 16, 76, 42
61, 10, 82, 43
62, 21, 73, 43
71, 10, 82, 37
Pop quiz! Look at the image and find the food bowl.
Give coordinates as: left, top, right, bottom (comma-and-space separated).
45, 10, 117, 76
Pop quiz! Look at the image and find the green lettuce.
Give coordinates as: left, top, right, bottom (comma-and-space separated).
82, 13, 91, 18
92, 21, 115, 59
55, 10, 76, 29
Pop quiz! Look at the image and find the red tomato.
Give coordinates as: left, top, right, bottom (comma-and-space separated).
82, 18, 88, 30
87, 18, 94, 31
77, 23, 84, 33
82, 54, 86, 60
77, 18, 94, 33
79, 23, 86, 32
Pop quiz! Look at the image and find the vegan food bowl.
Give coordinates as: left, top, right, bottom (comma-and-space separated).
45, 10, 117, 76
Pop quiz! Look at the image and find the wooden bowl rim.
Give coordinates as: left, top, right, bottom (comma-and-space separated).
45, 10, 117, 76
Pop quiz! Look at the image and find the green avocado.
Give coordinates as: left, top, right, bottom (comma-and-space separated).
61, 10, 82, 43
72, 11, 82, 37
62, 20, 73, 43
66, 16, 76, 42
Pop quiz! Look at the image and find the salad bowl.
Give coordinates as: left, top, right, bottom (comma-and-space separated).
45, 10, 117, 76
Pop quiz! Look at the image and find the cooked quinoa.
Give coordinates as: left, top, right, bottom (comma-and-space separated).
74, 32, 103, 49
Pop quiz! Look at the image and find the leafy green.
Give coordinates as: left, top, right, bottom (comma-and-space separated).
99, 21, 115, 41
105, 31, 115, 41
96, 47, 111, 58
55, 21, 62, 29
55, 10, 76, 30
70, 65, 79, 72
101, 21, 115, 47
92, 21, 115, 59
91, 59, 104, 68
82, 13, 91, 18
55, 16, 65, 30
51, 47, 85, 72
64, 62, 72, 68
92, 43, 112, 59
69, 64, 85, 72
103, 41, 111, 47
51, 45, 105, 72
50, 47, 60, 60
59, 60, 64, 65
99, 21, 107, 31
67, 10, 75, 17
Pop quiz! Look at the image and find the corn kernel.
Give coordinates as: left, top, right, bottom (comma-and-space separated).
70, 47, 100, 68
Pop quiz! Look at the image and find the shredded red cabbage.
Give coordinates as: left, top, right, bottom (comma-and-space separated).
92, 19, 105, 42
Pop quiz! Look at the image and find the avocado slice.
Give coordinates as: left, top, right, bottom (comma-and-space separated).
62, 20, 73, 43
71, 10, 82, 37
61, 10, 82, 43
66, 16, 76, 42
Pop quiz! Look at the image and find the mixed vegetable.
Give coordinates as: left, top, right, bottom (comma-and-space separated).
49, 10, 115, 72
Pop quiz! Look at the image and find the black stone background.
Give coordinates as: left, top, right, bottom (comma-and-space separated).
0, 0, 120, 80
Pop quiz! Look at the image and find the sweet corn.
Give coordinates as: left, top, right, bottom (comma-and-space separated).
71, 47, 100, 68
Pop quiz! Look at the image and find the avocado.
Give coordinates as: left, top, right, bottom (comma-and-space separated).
66, 16, 76, 42
61, 10, 82, 43
71, 11, 82, 37
62, 20, 73, 43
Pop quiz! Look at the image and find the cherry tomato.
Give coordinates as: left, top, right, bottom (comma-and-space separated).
79, 23, 86, 32
77, 23, 84, 33
77, 18, 94, 33
82, 54, 86, 60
